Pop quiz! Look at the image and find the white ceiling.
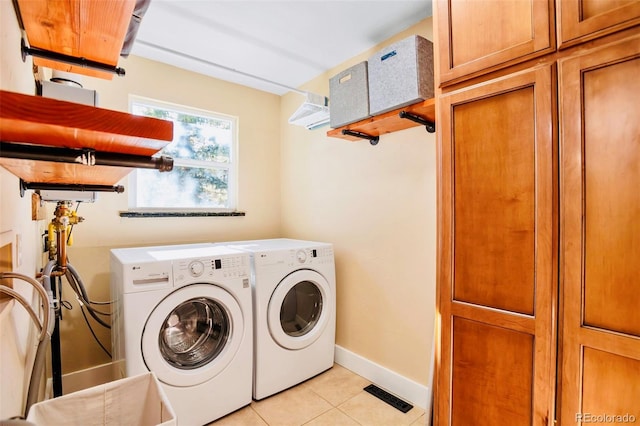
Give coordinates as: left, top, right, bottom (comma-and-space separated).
131, 0, 432, 95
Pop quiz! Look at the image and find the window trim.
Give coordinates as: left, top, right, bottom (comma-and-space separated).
126, 95, 239, 213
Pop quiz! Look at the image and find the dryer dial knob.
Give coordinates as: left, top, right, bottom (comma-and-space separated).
296, 250, 307, 263
189, 260, 205, 277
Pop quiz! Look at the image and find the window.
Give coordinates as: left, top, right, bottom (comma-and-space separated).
128, 96, 238, 211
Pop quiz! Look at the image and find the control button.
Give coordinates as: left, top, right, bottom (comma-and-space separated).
296, 250, 307, 263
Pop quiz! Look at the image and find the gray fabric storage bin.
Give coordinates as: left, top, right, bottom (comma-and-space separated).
368, 35, 434, 115
329, 61, 371, 128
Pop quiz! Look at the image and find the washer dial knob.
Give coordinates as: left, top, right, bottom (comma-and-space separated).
188, 260, 205, 277
296, 250, 307, 263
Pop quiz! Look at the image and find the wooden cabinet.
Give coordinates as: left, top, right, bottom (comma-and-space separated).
434, 1, 640, 424
436, 0, 554, 85
437, 66, 557, 426
436, 0, 640, 86
558, 35, 640, 424
557, 0, 640, 48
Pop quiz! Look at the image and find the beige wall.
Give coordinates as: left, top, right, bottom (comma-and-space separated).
68, 54, 283, 249
1, 2, 436, 409
280, 19, 436, 386
0, 0, 49, 418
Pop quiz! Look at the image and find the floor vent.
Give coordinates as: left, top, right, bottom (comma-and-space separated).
363, 384, 413, 413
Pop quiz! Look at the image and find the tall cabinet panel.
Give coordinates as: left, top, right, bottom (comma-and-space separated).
558, 35, 640, 425
435, 0, 640, 423
437, 67, 557, 426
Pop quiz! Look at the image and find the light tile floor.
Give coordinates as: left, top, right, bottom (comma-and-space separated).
208, 364, 428, 426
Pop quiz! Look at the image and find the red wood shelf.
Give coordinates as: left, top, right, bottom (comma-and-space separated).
326, 98, 436, 142
16, 0, 136, 79
0, 90, 173, 186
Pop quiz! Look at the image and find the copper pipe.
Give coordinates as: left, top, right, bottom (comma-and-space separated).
56, 226, 67, 272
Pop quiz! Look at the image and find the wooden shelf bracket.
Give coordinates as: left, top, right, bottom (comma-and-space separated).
399, 110, 436, 133
341, 129, 380, 146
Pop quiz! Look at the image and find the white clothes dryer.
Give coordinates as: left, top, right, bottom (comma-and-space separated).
223, 238, 336, 400
110, 244, 252, 425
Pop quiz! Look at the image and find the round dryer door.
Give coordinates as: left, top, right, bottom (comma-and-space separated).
141, 284, 244, 387
267, 269, 332, 350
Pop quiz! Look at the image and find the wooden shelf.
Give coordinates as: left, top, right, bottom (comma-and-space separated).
16, 0, 136, 79
326, 98, 436, 142
0, 90, 173, 186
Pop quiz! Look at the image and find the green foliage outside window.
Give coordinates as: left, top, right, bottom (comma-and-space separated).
131, 102, 236, 209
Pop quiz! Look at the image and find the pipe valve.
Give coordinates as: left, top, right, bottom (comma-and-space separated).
47, 201, 84, 266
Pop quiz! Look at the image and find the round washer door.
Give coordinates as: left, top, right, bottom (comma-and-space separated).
142, 284, 244, 387
267, 269, 332, 350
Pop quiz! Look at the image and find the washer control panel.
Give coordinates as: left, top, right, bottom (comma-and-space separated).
173, 254, 249, 286
128, 262, 172, 291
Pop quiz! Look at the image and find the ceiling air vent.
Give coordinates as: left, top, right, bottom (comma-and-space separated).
288, 92, 330, 130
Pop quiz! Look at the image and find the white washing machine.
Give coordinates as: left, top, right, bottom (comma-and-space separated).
110, 244, 253, 425
224, 238, 336, 400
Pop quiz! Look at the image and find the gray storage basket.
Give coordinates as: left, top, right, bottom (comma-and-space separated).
329, 61, 371, 128
368, 35, 434, 115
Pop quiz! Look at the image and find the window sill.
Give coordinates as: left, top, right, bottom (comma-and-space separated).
119, 211, 246, 218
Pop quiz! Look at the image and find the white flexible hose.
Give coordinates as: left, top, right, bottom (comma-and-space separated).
0, 272, 52, 341
0, 271, 54, 418
0, 285, 44, 340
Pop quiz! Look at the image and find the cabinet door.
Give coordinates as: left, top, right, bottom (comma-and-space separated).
557, 0, 640, 48
559, 34, 640, 425
435, 0, 554, 85
436, 66, 557, 426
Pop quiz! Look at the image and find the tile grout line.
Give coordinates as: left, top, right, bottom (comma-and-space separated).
248, 404, 270, 426
305, 384, 369, 426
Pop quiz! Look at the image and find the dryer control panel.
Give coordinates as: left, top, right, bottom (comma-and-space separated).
293, 247, 334, 265
173, 254, 249, 286
255, 246, 334, 267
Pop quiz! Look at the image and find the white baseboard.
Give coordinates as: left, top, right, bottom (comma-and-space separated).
334, 345, 432, 419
